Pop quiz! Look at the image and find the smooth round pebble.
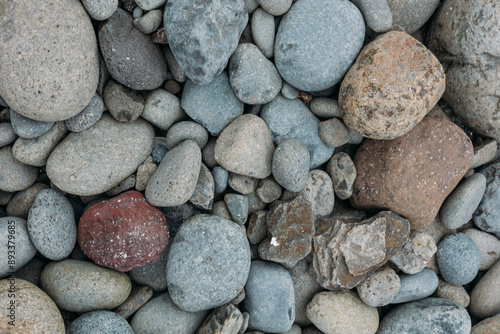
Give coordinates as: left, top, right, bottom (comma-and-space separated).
281, 82, 299, 100
64, 94, 105, 132
133, 9, 163, 34
114, 285, 154, 320
213, 166, 229, 194
326, 152, 356, 200
272, 139, 310, 192
251, 8, 275, 58
81, 0, 118, 20
471, 314, 500, 334
0, 217, 37, 278
67, 311, 133, 334
357, 267, 401, 307
318, 118, 350, 148
257, 0, 292, 15
6, 183, 49, 219
228, 173, 258, 195
10, 109, 54, 139
437, 233, 480, 285
387, 0, 440, 34
104, 80, 145, 123
435, 278, 470, 309
463, 229, 500, 270
0, 146, 38, 192
470, 259, 500, 319
0, 122, 18, 147
142, 89, 185, 131
351, 0, 393, 32
165, 121, 208, 150
309, 98, 342, 118
391, 269, 439, 304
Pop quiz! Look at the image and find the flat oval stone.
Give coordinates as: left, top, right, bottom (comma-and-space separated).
67, 310, 133, 334
437, 233, 480, 286
65, 94, 106, 133
165, 121, 208, 150
0, 217, 37, 278
391, 269, 439, 304
0, 0, 99, 122
0, 146, 37, 192
41, 259, 131, 313
471, 314, 500, 334
251, 8, 275, 58
10, 109, 54, 139
46, 113, 154, 196
470, 258, 500, 319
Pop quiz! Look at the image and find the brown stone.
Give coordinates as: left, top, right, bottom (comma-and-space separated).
151, 27, 168, 44
113, 285, 153, 319
351, 117, 473, 230
312, 211, 410, 290
339, 31, 445, 140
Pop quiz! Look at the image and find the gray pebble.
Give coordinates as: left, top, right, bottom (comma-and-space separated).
141, 88, 185, 131
281, 82, 299, 100
0, 217, 37, 278
251, 8, 276, 58
166, 121, 209, 150
229, 173, 259, 195
463, 228, 500, 270
211, 201, 233, 221
245, 0, 260, 14
0, 146, 38, 192
164, 80, 181, 95
309, 98, 342, 118
391, 269, 439, 304
247, 210, 268, 245
197, 304, 244, 334
151, 142, 168, 165
256, 177, 282, 203
129, 246, 169, 292
471, 139, 497, 168
387, 0, 440, 34
0, 190, 14, 206
318, 118, 350, 148
10, 109, 54, 139
248, 192, 267, 216
257, 0, 292, 15
350, 0, 393, 32
81, 0, 118, 21
357, 267, 401, 307
164, 47, 188, 83
390, 231, 437, 275
105, 174, 136, 197
6, 183, 49, 219
326, 152, 356, 200
213, 166, 229, 194
132, 6, 143, 19
0, 95, 8, 107
65, 94, 105, 132
0, 122, 17, 147
189, 163, 215, 211
348, 127, 364, 144
272, 139, 310, 192
114, 285, 154, 320
136, 0, 167, 11
104, 80, 145, 123
67, 311, 133, 334
133, 9, 163, 35
202, 137, 218, 169
437, 233, 480, 285
225, 193, 249, 224
474, 162, 500, 232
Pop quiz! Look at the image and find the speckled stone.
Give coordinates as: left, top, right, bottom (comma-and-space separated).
0, 146, 38, 192
357, 267, 401, 307
129, 246, 169, 292
318, 118, 350, 148
326, 152, 356, 200
113, 285, 153, 319
9, 109, 54, 139
256, 177, 282, 204
136, 0, 167, 10
435, 278, 470, 309
0, 217, 37, 278
247, 211, 268, 245
391, 269, 439, 304
142, 89, 185, 131
197, 304, 244, 334
251, 8, 275, 58
474, 162, 500, 233
189, 163, 215, 210
135, 162, 157, 191
81, 0, 118, 21
351, 0, 393, 32
471, 314, 500, 334
292, 170, 334, 220
6, 183, 49, 219
213, 166, 229, 194
211, 201, 233, 221
470, 259, 500, 319
224, 193, 249, 225
387, 0, 439, 34
133, 9, 163, 34
309, 98, 342, 119
41, 259, 131, 312
390, 231, 437, 274
67, 311, 133, 334
272, 139, 310, 193
463, 229, 500, 270
64, 94, 105, 132
105, 174, 136, 197
103, 80, 145, 123
166, 121, 208, 150
437, 233, 480, 285
0, 122, 17, 147
228, 173, 258, 195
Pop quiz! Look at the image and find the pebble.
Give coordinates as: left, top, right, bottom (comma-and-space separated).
350, 0, 392, 32
0, 146, 38, 192
0, 190, 14, 206
12, 121, 68, 167
181, 72, 244, 136
133, 9, 163, 34
164, 80, 181, 95
213, 166, 229, 194
131, 292, 208, 334
326, 152, 356, 200
141, 88, 185, 131
391, 268, 439, 304
247, 210, 268, 245
166, 214, 251, 312
27, 189, 76, 260
0, 122, 17, 147
215, 114, 274, 179
67, 311, 133, 334
197, 304, 244, 334
339, 31, 445, 140
189, 163, 215, 210
261, 95, 334, 168
0, 278, 65, 333
435, 278, 470, 309
251, 8, 275, 58
81, 0, 118, 20
474, 162, 500, 233
164, 0, 248, 85
99, 8, 167, 90
145, 140, 201, 207
295, 170, 334, 220
228, 173, 258, 195
274, 0, 365, 91
202, 138, 218, 169
357, 267, 401, 307
248, 191, 266, 215
471, 139, 497, 169
471, 314, 500, 334
10, 109, 54, 139
281, 82, 299, 100
0, 0, 98, 122
243, 260, 295, 333
307, 290, 379, 334
437, 233, 480, 285
387, 0, 440, 33
245, 0, 260, 13
6, 183, 49, 219
378, 297, 471, 334
318, 118, 350, 148
256, 177, 282, 203
166, 121, 208, 150
105, 174, 136, 197
309, 98, 342, 118
257, 0, 292, 15
46, 114, 154, 196
463, 229, 500, 270
113, 286, 153, 319
272, 139, 310, 192
135, 162, 157, 191
103, 80, 145, 123
41, 259, 131, 312
0, 217, 37, 278
440, 173, 486, 229
211, 201, 233, 222
470, 259, 500, 318
390, 231, 437, 274
129, 246, 169, 292
64, 94, 105, 132
79, 191, 169, 271
224, 193, 249, 225
136, 0, 167, 10
164, 47, 188, 83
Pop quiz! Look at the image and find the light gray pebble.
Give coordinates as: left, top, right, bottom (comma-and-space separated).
309, 98, 342, 118
351, 0, 393, 32
65, 94, 106, 132
272, 139, 310, 192
326, 152, 356, 200
202, 138, 218, 169
474, 162, 500, 232
391, 269, 439, 304
0, 217, 37, 278
10, 109, 54, 139
257, 0, 292, 15
213, 166, 229, 194
256, 177, 282, 203
104, 80, 145, 123
357, 267, 401, 307
6, 183, 49, 219
133, 9, 163, 34
0, 123, 17, 147
211, 201, 233, 221
132, 6, 143, 19
189, 163, 215, 211
164, 47, 188, 83
136, 0, 167, 11
105, 174, 136, 197
142, 88, 185, 131
245, 0, 260, 14
251, 8, 276, 58
166, 121, 208, 150
463, 228, 500, 270
390, 231, 437, 275
387, 0, 440, 34
229, 173, 259, 195
225, 193, 249, 224
0, 146, 38, 192
67, 310, 133, 334
281, 82, 299, 100
81, 0, 118, 21
471, 139, 497, 168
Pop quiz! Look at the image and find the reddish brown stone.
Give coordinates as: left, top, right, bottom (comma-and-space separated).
151, 28, 168, 44
78, 190, 169, 272
350, 117, 473, 229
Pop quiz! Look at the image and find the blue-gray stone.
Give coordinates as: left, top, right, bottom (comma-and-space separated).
224, 193, 249, 224
350, 0, 393, 33
251, 8, 275, 58
274, 0, 365, 91
151, 143, 168, 165
0, 217, 37, 279
10, 109, 54, 139
0, 122, 18, 147
129, 245, 170, 292
261, 95, 334, 168
213, 166, 229, 194
67, 311, 133, 334
243, 260, 295, 333
0, 95, 8, 107
65, 94, 105, 132
391, 269, 439, 304
474, 162, 500, 232
27, 189, 76, 260
281, 82, 299, 100
189, 163, 215, 211
378, 298, 471, 334
181, 72, 244, 136
166, 214, 251, 312
164, 0, 248, 85
166, 121, 209, 150
437, 233, 480, 286
272, 139, 310, 192
159, 203, 202, 239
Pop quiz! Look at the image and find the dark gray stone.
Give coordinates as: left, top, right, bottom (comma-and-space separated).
391, 269, 439, 304
10, 109, 54, 139
159, 203, 202, 239
151, 142, 168, 165
189, 163, 215, 211
114, 285, 154, 320
437, 233, 480, 286
0, 217, 37, 279
65, 94, 106, 132
474, 162, 500, 232
67, 311, 133, 334
164, 46, 187, 83
224, 193, 249, 225
103, 80, 145, 123
129, 245, 170, 292
166, 121, 209, 150
197, 304, 244, 334
274, 0, 365, 91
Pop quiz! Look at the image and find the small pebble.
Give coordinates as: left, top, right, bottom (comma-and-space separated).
10, 109, 54, 139
248, 191, 267, 215
471, 139, 497, 168
463, 228, 500, 270
197, 304, 244, 334
281, 82, 299, 100
211, 201, 233, 221
81, 0, 118, 21
136, 0, 167, 10
213, 166, 229, 194
132, 6, 143, 18
0, 122, 17, 147
135, 162, 157, 191
164, 80, 181, 95
104, 80, 145, 123
309, 98, 342, 118
164, 47, 188, 83
247, 210, 268, 245
229, 173, 259, 195
390, 231, 437, 274
272, 139, 310, 192
437, 233, 480, 285
225, 193, 249, 225
165, 121, 209, 150
386, 0, 440, 34
189, 163, 215, 210
357, 267, 401, 307
257, 0, 292, 15
474, 162, 500, 233
292, 170, 335, 220
318, 118, 350, 148
105, 174, 136, 196
64, 94, 106, 132
326, 152, 356, 200
350, 0, 393, 32
245, 0, 260, 14
202, 137, 218, 169
151, 142, 168, 165
471, 314, 500, 334
129, 246, 169, 292
113, 286, 154, 319
391, 269, 439, 304
133, 9, 162, 34
256, 177, 282, 203
435, 278, 470, 309
142, 88, 185, 131
67, 311, 134, 334
252, 8, 276, 58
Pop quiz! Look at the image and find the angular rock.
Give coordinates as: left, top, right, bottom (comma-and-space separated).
189, 163, 215, 211
197, 304, 244, 334
113, 285, 153, 320
103, 80, 145, 123
326, 152, 356, 200
390, 231, 437, 274
224, 193, 249, 225
255, 177, 282, 204
247, 210, 268, 245
471, 139, 497, 169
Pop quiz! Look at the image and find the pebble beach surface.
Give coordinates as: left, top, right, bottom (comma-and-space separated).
0, 0, 499, 333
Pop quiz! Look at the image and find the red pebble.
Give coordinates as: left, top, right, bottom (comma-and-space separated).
78, 190, 169, 272
151, 27, 168, 44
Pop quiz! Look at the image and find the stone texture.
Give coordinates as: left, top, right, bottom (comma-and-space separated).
351, 0, 393, 33
135, 161, 156, 190
471, 139, 497, 169
6, 183, 49, 219
251, 8, 275, 58
197, 304, 244, 334
228, 173, 258, 195
0, 122, 17, 147
351, 117, 473, 230
387, 0, 439, 33
10, 109, 54, 139
129, 246, 169, 292
326, 152, 356, 200
67, 311, 133, 334
247, 211, 268, 245
471, 314, 500, 334
391, 269, 439, 304
0, 217, 37, 278
290, 170, 334, 221
474, 162, 500, 233
141, 88, 185, 131
189, 163, 215, 211
65, 94, 106, 133
435, 278, 470, 309
272, 139, 310, 193
256, 177, 282, 204
339, 31, 445, 140
437, 233, 480, 286
470, 259, 500, 319
224, 193, 249, 225
318, 118, 350, 148
166, 121, 208, 150
0, 0, 98, 122
357, 267, 401, 307
113, 285, 153, 320
78, 191, 169, 272
309, 98, 342, 119
463, 229, 500, 270
133, 9, 162, 34
81, 0, 118, 21
103, 80, 145, 123
390, 231, 437, 274
0, 146, 37, 192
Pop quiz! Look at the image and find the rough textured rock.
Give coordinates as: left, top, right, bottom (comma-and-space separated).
197, 304, 244, 334
0, 146, 38, 192
164, 0, 248, 85
67, 311, 134, 334
435, 278, 470, 309
291, 170, 335, 221
339, 31, 445, 140
65, 94, 106, 133
470, 259, 500, 319
189, 163, 215, 211
224, 193, 249, 224
312, 211, 410, 290
351, 117, 473, 230
326, 152, 356, 200
471, 314, 500, 334
471, 139, 497, 169
0, 0, 99, 122
474, 162, 500, 233
78, 191, 169, 272
357, 267, 401, 307
390, 231, 437, 274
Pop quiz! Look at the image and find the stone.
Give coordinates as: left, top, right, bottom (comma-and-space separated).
41, 259, 131, 312
274, 0, 365, 91
391, 269, 439, 304
197, 304, 244, 334
312, 211, 410, 290
202, 138, 218, 169
27, 189, 76, 260
103, 80, 145, 123
224, 193, 249, 225
307, 291, 378, 334
67, 311, 133, 334
0, 146, 38, 192
228, 173, 258, 195
164, 0, 248, 85
0, 0, 98, 122
46, 114, 154, 196
189, 163, 215, 211
378, 298, 471, 334
474, 162, 500, 233
390, 231, 437, 274
131, 292, 208, 334
463, 229, 500, 270
272, 139, 310, 193
99, 8, 167, 90
387, 0, 439, 33
164, 80, 181, 95
350, 0, 392, 32
0, 278, 65, 333
339, 31, 445, 140
261, 95, 334, 169
215, 114, 274, 178
259, 196, 314, 263
10, 109, 54, 139
6, 184, 47, 220
435, 278, 470, 309
141, 89, 185, 131
326, 152, 356, 200
243, 260, 295, 333
471, 139, 497, 169
213, 167, 229, 194
164, 47, 187, 82
65, 94, 106, 132
437, 233, 480, 285
292, 170, 334, 220
135, 162, 157, 191
159, 203, 202, 239
0, 122, 17, 147
357, 267, 401, 307
256, 177, 282, 204
251, 8, 275, 58
257, 0, 292, 15
211, 201, 233, 221
248, 191, 266, 215
471, 314, 500, 334
351, 117, 474, 230
470, 259, 500, 319
247, 211, 268, 245
229, 43, 282, 104
318, 118, 350, 148
129, 246, 170, 292
113, 286, 153, 319
166, 214, 251, 312
10, 256, 46, 287
136, 0, 166, 10
166, 121, 208, 150
133, 9, 162, 34
309, 98, 342, 119
78, 191, 169, 272
182, 72, 244, 136
105, 174, 136, 197
81, 0, 118, 21
0, 217, 37, 278
146, 140, 201, 207
151, 141, 168, 165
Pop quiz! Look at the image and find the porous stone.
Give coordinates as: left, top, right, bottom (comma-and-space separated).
292, 170, 334, 220
463, 229, 500, 270
103, 80, 145, 123
390, 231, 437, 274
272, 139, 310, 193
357, 267, 401, 307
10, 109, 54, 139
65, 94, 106, 132
113, 286, 153, 319
0, 122, 17, 147
251, 8, 275, 58
256, 177, 282, 204
391, 269, 439, 304
67, 311, 133, 334
470, 259, 500, 319
435, 278, 470, 309
326, 152, 356, 200
437, 233, 480, 285
81, 0, 118, 20
474, 162, 500, 233
141, 89, 185, 131
0, 146, 37, 192
0, 0, 99, 122
197, 304, 244, 334
0, 217, 37, 278
166, 121, 209, 150
6, 183, 49, 219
